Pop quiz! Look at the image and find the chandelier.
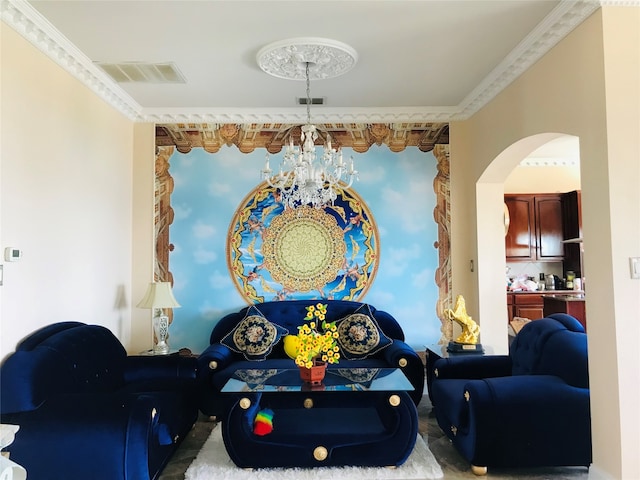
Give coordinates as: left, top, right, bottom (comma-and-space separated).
257, 38, 359, 209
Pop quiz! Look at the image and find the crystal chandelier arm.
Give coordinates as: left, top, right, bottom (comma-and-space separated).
343, 157, 358, 189
343, 175, 356, 189
262, 153, 295, 189
261, 153, 276, 187
261, 153, 272, 175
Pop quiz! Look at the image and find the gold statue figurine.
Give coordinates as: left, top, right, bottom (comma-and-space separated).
445, 295, 483, 353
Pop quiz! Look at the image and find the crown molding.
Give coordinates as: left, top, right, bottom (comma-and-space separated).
139, 107, 459, 124
452, 0, 601, 120
1, 0, 612, 123
1, 0, 142, 119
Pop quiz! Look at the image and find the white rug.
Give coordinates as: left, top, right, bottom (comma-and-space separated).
185, 426, 444, 480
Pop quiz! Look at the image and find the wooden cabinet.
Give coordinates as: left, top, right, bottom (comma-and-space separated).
507, 293, 514, 322
505, 194, 563, 262
505, 196, 534, 260
543, 295, 587, 331
512, 293, 545, 320
562, 190, 583, 277
535, 195, 564, 260
508, 292, 585, 325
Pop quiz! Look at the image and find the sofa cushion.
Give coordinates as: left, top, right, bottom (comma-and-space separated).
335, 304, 392, 359
220, 305, 288, 360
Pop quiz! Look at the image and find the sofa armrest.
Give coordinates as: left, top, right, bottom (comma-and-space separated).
197, 343, 237, 379
123, 355, 198, 384
382, 340, 424, 405
381, 339, 419, 368
461, 375, 591, 463
195, 343, 247, 418
465, 375, 590, 412
432, 355, 511, 380
1, 392, 189, 480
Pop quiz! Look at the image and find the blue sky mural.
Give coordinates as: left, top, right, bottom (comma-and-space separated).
165, 145, 442, 353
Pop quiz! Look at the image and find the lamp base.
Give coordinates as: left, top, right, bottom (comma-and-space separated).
153, 341, 170, 355
153, 312, 171, 355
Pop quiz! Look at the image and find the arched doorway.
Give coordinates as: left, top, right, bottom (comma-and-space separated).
475, 133, 581, 353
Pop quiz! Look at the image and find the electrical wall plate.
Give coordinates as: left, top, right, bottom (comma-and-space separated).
630, 257, 640, 279
4, 247, 22, 262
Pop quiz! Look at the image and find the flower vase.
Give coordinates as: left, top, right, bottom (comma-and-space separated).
299, 359, 327, 385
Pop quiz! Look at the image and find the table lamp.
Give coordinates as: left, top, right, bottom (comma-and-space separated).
137, 282, 180, 354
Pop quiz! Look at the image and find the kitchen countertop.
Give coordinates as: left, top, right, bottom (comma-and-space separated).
507, 290, 584, 295
543, 294, 586, 301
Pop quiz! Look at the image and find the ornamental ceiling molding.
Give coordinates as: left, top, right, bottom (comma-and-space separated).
1, 0, 608, 123
155, 122, 450, 154
256, 37, 358, 81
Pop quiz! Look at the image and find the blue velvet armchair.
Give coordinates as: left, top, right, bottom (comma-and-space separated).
0, 322, 199, 480
430, 314, 591, 474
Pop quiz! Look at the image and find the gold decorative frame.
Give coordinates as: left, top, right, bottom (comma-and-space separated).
432, 144, 453, 342
156, 122, 449, 154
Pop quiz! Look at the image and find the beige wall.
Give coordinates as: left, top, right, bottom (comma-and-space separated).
452, 7, 639, 478
504, 163, 580, 193
131, 123, 156, 353
0, 26, 135, 359
599, 7, 640, 479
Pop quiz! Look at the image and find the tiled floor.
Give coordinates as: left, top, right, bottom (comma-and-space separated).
159, 393, 589, 480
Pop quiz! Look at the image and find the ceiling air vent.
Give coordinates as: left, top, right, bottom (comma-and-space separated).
96, 62, 186, 84
297, 97, 325, 105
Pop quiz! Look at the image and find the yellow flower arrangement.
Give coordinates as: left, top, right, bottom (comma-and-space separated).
294, 303, 340, 369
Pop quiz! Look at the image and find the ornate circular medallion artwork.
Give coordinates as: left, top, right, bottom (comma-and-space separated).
227, 182, 379, 303
262, 206, 346, 292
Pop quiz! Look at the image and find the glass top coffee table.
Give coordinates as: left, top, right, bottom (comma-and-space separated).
220, 366, 418, 469
221, 366, 414, 393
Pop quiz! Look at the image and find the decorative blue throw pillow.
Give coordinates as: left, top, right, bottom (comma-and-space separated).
335, 304, 392, 360
221, 306, 288, 360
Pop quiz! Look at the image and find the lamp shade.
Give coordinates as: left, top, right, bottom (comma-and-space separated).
136, 282, 181, 309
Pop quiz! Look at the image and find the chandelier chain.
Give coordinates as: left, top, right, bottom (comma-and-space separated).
305, 62, 311, 125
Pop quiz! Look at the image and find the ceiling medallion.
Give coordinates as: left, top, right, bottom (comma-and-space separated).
256, 37, 358, 81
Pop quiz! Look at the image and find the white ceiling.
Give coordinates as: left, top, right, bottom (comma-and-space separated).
3, 0, 603, 123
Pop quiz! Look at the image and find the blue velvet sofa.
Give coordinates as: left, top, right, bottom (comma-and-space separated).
430, 313, 591, 474
0, 321, 199, 480
197, 300, 425, 418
